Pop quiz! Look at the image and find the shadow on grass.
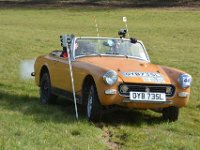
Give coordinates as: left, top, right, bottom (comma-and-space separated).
0, 85, 163, 126
197, 104, 200, 110
0, 89, 80, 124
100, 109, 164, 127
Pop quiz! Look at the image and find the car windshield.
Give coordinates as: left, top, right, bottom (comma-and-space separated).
74, 37, 149, 61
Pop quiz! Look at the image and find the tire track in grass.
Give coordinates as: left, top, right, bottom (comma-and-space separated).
96, 122, 129, 150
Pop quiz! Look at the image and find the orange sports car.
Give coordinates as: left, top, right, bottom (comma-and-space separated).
32, 33, 192, 122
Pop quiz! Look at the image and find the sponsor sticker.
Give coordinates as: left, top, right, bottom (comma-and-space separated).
122, 72, 165, 83
122, 72, 161, 77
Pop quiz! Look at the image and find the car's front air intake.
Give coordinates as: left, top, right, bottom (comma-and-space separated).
119, 83, 175, 98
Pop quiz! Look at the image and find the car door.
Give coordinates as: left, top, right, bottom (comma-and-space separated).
53, 57, 72, 92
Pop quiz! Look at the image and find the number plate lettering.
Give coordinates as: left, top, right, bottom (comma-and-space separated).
130, 92, 166, 101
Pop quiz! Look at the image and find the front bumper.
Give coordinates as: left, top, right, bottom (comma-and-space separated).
122, 98, 172, 104
99, 88, 190, 109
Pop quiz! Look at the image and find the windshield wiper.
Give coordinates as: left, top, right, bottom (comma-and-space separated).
105, 52, 120, 55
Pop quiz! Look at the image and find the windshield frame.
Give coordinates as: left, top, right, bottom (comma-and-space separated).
72, 37, 150, 62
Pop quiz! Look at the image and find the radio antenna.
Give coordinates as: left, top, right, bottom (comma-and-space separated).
123, 17, 129, 38
93, 16, 100, 37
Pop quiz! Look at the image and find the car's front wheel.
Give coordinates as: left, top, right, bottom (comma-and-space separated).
40, 72, 57, 104
162, 106, 179, 122
86, 84, 102, 122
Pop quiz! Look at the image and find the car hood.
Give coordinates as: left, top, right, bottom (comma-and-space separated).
78, 56, 171, 84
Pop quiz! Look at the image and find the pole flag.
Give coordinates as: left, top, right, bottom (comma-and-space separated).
123, 17, 129, 38
61, 34, 78, 120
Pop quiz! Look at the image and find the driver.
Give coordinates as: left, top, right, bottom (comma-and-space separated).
104, 39, 122, 54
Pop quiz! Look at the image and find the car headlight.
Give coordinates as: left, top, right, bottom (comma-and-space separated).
103, 70, 118, 86
178, 73, 192, 89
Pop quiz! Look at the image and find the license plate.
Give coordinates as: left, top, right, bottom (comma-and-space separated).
130, 92, 166, 101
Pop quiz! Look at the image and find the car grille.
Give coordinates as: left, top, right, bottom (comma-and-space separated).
118, 83, 175, 98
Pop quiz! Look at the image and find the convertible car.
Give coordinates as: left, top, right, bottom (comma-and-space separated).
32, 32, 192, 122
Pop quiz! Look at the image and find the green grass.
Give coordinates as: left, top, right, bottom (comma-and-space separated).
0, 7, 200, 150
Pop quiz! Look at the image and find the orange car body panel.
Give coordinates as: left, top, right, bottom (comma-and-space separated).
34, 53, 190, 109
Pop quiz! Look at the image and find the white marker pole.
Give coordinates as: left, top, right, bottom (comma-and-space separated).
63, 35, 78, 120
94, 16, 99, 37
123, 17, 129, 38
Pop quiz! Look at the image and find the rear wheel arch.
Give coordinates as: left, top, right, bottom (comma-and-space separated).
40, 71, 57, 104
39, 65, 49, 86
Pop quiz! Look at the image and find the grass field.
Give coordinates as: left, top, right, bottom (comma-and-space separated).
0, 7, 200, 150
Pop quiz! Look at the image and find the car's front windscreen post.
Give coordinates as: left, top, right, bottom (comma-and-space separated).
71, 37, 76, 61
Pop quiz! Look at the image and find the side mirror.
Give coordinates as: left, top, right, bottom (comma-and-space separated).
130, 37, 137, 44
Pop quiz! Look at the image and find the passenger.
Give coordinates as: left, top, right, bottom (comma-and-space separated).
75, 40, 96, 56
75, 42, 79, 50
75, 41, 88, 56
60, 47, 68, 58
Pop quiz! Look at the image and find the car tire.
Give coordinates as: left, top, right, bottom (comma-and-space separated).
162, 106, 179, 122
40, 72, 57, 104
86, 84, 102, 122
